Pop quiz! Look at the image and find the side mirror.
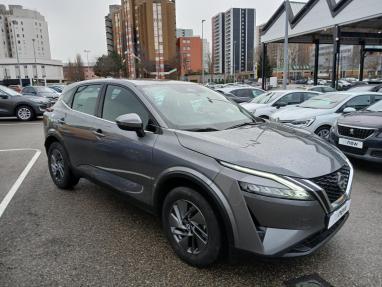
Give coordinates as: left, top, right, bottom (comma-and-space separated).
274, 102, 287, 109
343, 107, 356, 114
116, 113, 145, 137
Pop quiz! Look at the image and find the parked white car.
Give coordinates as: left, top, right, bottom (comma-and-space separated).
270, 92, 382, 138
240, 90, 321, 119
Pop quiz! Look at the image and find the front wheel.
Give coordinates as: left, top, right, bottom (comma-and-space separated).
162, 187, 222, 267
315, 126, 331, 140
48, 142, 79, 189
16, 105, 34, 121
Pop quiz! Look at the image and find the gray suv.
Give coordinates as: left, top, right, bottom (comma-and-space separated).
43, 79, 353, 267
0, 85, 52, 120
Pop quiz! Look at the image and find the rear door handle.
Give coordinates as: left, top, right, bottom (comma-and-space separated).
92, 129, 105, 138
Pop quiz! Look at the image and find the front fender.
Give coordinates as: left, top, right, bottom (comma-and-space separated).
152, 166, 238, 247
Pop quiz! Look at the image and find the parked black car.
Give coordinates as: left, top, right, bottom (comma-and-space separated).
0, 85, 52, 120
22, 86, 60, 101
44, 79, 353, 267
330, 100, 382, 162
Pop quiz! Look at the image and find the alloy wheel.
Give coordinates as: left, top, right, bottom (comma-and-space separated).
317, 128, 330, 139
169, 200, 208, 255
50, 149, 65, 183
17, 107, 32, 120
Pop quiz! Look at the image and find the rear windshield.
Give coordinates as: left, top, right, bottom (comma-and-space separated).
0, 85, 21, 96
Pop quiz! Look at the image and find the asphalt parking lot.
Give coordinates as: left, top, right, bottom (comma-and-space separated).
0, 119, 381, 287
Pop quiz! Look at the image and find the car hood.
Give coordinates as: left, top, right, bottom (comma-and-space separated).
240, 103, 268, 111
40, 92, 59, 99
175, 123, 346, 178
20, 95, 51, 103
338, 111, 382, 129
272, 107, 332, 120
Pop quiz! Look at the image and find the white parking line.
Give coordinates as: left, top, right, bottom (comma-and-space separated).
0, 149, 41, 219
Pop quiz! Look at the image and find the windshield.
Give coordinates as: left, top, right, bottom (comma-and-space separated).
367, 100, 382, 112
299, 93, 349, 109
35, 86, 57, 93
0, 85, 21, 96
140, 84, 255, 131
250, 91, 283, 104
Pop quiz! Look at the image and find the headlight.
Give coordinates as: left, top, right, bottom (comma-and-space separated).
291, 117, 315, 127
220, 161, 314, 201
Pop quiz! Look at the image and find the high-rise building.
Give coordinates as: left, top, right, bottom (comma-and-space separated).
0, 5, 63, 85
212, 12, 225, 74
106, 0, 177, 79
224, 8, 255, 76
177, 36, 202, 77
212, 8, 256, 77
105, 5, 121, 55
176, 28, 193, 38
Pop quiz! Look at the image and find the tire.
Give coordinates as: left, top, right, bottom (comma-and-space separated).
162, 187, 222, 267
315, 125, 331, 140
16, 105, 34, 121
48, 142, 79, 189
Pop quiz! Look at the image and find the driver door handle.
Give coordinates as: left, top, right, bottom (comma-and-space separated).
92, 129, 105, 138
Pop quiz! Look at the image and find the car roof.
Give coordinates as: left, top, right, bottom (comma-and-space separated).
70, 78, 195, 87
217, 86, 261, 92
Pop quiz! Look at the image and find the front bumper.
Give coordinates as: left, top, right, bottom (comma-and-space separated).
214, 166, 352, 258
329, 130, 382, 163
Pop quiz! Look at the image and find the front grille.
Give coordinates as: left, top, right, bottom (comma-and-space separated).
338, 125, 375, 139
338, 144, 368, 155
311, 165, 350, 203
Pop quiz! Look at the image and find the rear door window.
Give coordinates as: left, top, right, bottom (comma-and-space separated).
72, 85, 102, 116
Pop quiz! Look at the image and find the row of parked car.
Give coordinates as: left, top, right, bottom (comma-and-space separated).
211, 83, 382, 163
0, 84, 65, 121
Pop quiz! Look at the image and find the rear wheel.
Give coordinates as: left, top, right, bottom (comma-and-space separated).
315, 125, 331, 140
48, 142, 79, 189
16, 105, 34, 121
162, 187, 222, 267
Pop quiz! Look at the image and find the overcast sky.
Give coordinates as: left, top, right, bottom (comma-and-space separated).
1, 0, 286, 62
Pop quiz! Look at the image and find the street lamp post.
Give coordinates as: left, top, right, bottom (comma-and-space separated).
84, 49, 91, 79
283, 0, 290, 89
11, 21, 23, 87
201, 19, 206, 84
32, 38, 37, 84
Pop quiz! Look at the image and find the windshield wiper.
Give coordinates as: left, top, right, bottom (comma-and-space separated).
185, 128, 220, 132
226, 122, 258, 130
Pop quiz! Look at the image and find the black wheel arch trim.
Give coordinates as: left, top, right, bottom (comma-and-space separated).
44, 131, 74, 168
152, 167, 238, 248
